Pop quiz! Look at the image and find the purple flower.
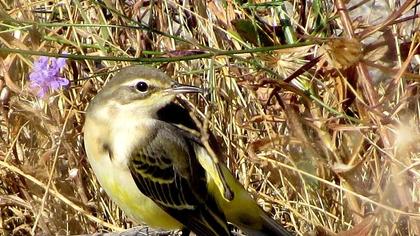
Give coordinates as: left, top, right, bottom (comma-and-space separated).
29, 56, 69, 98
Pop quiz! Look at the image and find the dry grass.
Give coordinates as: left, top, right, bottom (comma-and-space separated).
1, 0, 420, 235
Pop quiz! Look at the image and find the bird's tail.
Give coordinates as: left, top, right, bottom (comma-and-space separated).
206, 165, 291, 236
230, 206, 291, 236
256, 212, 291, 236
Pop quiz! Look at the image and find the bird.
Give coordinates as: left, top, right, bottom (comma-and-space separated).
83, 65, 291, 236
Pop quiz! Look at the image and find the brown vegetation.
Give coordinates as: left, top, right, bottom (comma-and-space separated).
0, 0, 419, 235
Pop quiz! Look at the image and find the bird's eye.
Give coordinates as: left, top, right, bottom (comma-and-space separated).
135, 81, 149, 92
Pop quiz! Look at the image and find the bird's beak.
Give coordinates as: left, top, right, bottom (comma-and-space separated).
165, 82, 203, 94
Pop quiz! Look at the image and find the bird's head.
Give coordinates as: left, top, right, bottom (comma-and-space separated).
86, 65, 202, 119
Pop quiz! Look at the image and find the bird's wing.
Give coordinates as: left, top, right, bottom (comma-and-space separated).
128, 123, 230, 236
157, 103, 291, 236
158, 102, 234, 201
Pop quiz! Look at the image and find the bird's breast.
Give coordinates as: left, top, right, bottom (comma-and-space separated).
84, 116, 182, 229
108, 114, 156, 167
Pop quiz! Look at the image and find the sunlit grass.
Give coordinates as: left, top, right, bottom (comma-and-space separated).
0, 0, 419, 235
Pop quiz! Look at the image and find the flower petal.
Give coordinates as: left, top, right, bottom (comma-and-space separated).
56, 57, 67, 69
57, 77, 69, 86
29, 55, 69, 98
34, 56, 49, 71
49, 80, 61, 90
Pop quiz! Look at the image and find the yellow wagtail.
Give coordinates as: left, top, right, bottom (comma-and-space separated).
84, 65, 291, 236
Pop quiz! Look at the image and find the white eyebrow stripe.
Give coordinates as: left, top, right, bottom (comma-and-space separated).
120, 79, 146, 87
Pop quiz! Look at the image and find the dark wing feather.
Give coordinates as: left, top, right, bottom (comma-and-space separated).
157, 103, 292, 236
128, 123, 230, 236
158, 102, 234, 201
157, 102, 223, 156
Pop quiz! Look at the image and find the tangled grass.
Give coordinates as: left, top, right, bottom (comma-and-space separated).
0, 0, 419, 235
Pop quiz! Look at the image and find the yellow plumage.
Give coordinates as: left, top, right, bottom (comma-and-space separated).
84, 65, 290, 236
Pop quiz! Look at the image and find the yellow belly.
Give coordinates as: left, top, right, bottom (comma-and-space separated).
84, 117, 181, 230
86, 146, 181, 230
